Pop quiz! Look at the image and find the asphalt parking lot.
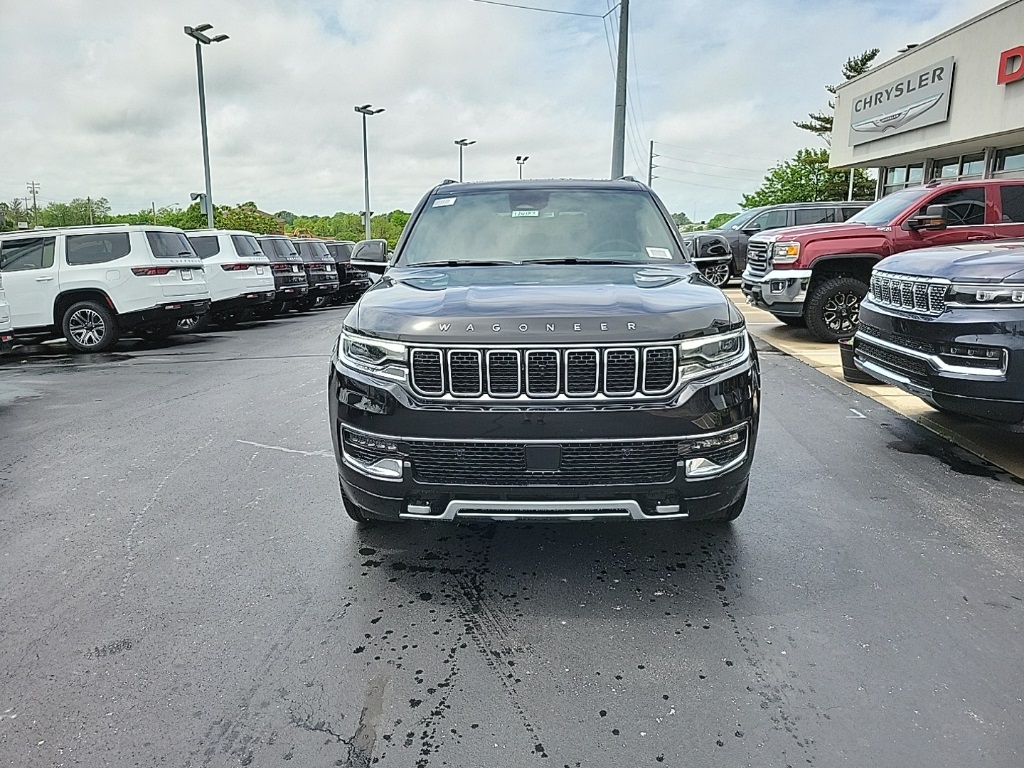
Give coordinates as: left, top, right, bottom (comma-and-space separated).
2, 308, 1024, 767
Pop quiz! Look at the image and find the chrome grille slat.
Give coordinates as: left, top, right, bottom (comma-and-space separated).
409, 344, 679, 399
746, 241, 771, 277
869, 271, 948, 316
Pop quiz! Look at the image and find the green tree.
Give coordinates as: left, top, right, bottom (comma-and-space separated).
671, 212, 691, 227
215, 201, 284, 234
0, 199, 27, 231
274, 210, 297, 227
795, 48, 880, 144
741, 148, 874, 207
706, 212, 739, 230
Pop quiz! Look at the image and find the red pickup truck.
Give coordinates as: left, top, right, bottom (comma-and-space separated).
740, 179, 1024, 341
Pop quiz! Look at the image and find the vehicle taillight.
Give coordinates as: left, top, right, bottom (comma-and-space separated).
221, 264, 252, 271
271, 262, 290, 272
132, 267, 173, 276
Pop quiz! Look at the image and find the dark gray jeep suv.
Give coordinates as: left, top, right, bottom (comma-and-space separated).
328, 179, 760, 526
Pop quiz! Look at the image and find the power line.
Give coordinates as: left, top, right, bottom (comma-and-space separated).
652, 152, 765, 174
650, 171, 753, 192
653, 141, 770, 161
653, 161, 762, 182
469, 0, 613, 18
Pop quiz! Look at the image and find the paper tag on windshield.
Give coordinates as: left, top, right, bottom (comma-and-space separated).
512, 210, 539, 217
646, 247, 673, 259
432, 197, 456, 207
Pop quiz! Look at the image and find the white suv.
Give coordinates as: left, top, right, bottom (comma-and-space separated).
0, 225, 211, 353
180, 229, 276, 332
0, 272, 13, 353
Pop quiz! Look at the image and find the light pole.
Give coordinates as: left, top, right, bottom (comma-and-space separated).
184, 24, 229, 229
454, 138, 476, 182
355, 104, 385, 240
516, 155, 529, 180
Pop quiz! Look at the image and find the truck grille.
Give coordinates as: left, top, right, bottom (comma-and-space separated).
745, 241, 771, 277
869, 272, 948, 316
404, 439, 678, 486
409, 345, 678, 399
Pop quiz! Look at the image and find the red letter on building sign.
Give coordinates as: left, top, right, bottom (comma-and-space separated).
998, 46, 1024, 85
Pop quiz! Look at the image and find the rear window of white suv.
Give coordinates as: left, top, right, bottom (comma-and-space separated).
146, 231, 197, 259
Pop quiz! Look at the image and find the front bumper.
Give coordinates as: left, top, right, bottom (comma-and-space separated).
328, 354, 760, 522
741, 268, 812, 317
853, 301, 1024, 427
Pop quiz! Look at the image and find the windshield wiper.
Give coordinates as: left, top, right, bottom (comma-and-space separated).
527, 257, 636, 265
412, 260, 519, 267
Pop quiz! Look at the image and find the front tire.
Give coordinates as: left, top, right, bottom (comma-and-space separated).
62, 301, 121, 353
805, 276, 867, 342
340, 480, 379, 525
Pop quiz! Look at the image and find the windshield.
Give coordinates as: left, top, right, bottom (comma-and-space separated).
847, 188, 931, 226
720, 209, 764, 231
399, 189, 684, 266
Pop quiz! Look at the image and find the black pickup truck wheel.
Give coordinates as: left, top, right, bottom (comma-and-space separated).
699, 263, 731, 288
805, 277, 867, 342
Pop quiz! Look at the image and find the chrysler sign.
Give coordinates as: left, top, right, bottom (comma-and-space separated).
848, 57, 954, 146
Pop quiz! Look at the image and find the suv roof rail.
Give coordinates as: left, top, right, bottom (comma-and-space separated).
925, 178, 943, 187
617, 175, 639, 182
438, 179, 459, 186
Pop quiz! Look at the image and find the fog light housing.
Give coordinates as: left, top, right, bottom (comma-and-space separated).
770, 281, 786, 294
678, 425, 748, 480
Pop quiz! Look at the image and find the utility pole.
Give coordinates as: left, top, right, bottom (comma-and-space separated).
87, 196, 94, 225
152, 202, 158, 225
847, 168, 855, 201
26, 181, 39, 226
648, 140, 655, 187
610, 0, 629, 179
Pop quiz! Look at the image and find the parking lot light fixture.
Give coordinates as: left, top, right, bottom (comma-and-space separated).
455, 139, 476, 182
355, 104, 385, 240
516, 155, 529, 180
184, 23, 229, 229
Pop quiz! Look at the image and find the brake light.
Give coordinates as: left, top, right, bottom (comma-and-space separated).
221, 264, 252, 271
271, 262, 290, 272
132, 267, 173, 276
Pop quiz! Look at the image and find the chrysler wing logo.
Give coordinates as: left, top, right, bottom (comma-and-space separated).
851, 93, 942, 134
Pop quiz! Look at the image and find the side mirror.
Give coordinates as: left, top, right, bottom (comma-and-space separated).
902, 204, 948, 231
350, 239, 389, 273
740, 224, 761, 235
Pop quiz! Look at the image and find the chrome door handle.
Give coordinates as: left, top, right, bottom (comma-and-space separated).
35, 276, 55, 282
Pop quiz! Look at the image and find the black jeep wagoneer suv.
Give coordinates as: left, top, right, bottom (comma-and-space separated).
329, 179, 760, 524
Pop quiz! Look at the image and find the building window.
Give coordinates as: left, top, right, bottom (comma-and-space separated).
995, 146, 1024, 177
931, 154, 987, 181
883, 163, 925, 195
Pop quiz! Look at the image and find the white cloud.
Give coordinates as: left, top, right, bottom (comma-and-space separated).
0, 0, 999, 221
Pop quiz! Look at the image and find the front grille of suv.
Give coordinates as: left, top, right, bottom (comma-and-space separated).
869, 272, 948, 316
409, 345, 678, 400
745, 241, 771, 276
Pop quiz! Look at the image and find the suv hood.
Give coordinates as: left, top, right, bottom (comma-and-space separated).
750, 222, 870, 244
878, 240, 1024, 282
349, 263, 744, 344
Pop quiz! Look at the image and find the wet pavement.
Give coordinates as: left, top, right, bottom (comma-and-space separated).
1, 309, 1023, 767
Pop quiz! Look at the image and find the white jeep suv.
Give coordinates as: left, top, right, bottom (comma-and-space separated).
180, 229, 276, 332
0, 225, 211, 353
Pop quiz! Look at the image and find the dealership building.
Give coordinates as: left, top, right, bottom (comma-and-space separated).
831, 0, 1024, 197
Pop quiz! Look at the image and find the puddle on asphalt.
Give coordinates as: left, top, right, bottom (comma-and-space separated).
886, 437, 1006, 480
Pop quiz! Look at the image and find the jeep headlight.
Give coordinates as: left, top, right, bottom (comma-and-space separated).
947, 283, 1024, 308
772, 242, 800, 264
678, 330, 748, 378
338, 329, 408, 380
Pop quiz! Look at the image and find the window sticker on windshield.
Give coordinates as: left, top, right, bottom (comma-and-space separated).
646, 247, 672, 259
512, 210, 539, 217
432, 197, 456, 207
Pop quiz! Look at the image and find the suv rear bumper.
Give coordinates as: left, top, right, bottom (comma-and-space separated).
120, 299, 212, 329
328, 356, 759, 522
0, 332, 13, 354
213, 291, 275, 313
741, 269, 812, 317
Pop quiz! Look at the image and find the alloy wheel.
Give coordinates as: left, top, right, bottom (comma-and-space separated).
177, 316, 201, 332
68, 308, 106, 348
822, 291, 861, 335
701, 264, 731, 287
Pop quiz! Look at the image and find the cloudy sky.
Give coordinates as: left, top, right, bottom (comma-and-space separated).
0, 0, 998, 221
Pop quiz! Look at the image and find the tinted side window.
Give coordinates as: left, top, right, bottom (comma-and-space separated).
66, 233, 131, 265
189, 236, 221, 259
999, 186, 1024, 223
924, 187, 986, 226
0, 237, 56, 271
749, 209, 788, 232
793, 208, 833, 226
231, 235, 263, 258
